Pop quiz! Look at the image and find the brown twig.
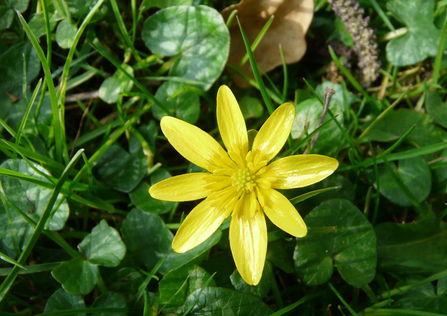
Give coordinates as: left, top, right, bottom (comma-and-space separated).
304, 87, 336, 154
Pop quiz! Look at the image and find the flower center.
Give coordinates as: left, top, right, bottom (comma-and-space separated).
231, 168, 255, 192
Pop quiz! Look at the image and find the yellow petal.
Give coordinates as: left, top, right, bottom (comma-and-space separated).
161, 116, 235, 172
216, 85, 248, 167
149, 173, 231, 202
258, 187, 307, 237
264, 154, 339, 189
172, 193, 233, 253
252, 102, 295, 163
230, 194, 267, 285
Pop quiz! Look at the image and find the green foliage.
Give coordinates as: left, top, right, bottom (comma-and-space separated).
1, 0, 447, 314
294, 199, 377, 288
153, 81, 200, 123
291, 98, 344, 155
0, 159, 69, 258
142, 5, 230, 90
386, 0, 441, 66
159, 264, 216, 314
44, 288, 86, 315
376, 212, 447, 275
93, 134, 148, 193
52, 258, 99, 295
378, 156, 431, 207
99, 64, 134, 104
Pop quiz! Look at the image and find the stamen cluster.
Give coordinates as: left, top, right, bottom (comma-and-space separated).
232, 167, 255, 192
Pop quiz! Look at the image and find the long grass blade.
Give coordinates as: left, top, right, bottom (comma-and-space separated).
236, 16, 274, 114
16, 12, 64, 163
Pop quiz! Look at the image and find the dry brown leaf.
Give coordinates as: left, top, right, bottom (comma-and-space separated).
221, 0, 314, 88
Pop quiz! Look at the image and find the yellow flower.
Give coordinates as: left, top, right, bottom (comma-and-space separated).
149, 85, 338, 285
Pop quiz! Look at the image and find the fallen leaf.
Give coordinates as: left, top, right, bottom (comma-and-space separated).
221, 0, 314, 88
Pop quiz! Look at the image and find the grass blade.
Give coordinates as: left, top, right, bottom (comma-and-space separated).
16, 11, 64, 163
432, 11, 447, 87
290, 186, 339, 204
15, 78, 42, 146
236, 16, 274, 114
238, 15, 274, 68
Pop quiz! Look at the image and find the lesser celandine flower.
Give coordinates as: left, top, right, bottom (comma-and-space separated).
149, 85, 338, 285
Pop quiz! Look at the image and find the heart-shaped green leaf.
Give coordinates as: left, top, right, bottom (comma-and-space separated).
184, 287, 272, 316
159, 264, 216, 315
142, 5, 229, 90
386, 0, 441, 66
78, 219, 126, 267
55, 19, 77, 49
44, 288, 86, 315
291, 98, 344, 155
99, 64, 134, 104
378, 156, 431, 207
294, 199, 377, 288
51, 258, 99, 295
94, 135, 148, 193
375, 211, 447, 275
153, 81, 200, 123
121, 208, 221, 273
91, 292, 127, 316
366, 109, 447, 145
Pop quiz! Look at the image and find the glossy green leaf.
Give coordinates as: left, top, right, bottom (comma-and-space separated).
0, 159, 69, 258
375, 211, 447, 275
0, 42, 40, 93
0, 7, 13, 31
294, 199, 377, 288
159, 264, 216, 315
366, 109, 447, 145
91, 292, 127, 316
184, 287, 273, 316
142, 5, 229, 90
78, 220, 126, 267
153, 81, 200, 123
240, 95, 264, 120
391, 276, 447, 313
129, 181, 174, 215
230, 260, 273, 299
121, 208, 221, 274
52, 258, 99, 295
44, 288, 86, 315
93, 134, 148, 193
266, 239, 295, 274
99, 64, 134, 104
291, 98, 344, 155
55, 19, 77, 49
378, 156, 431, 207
7, 0, 30, 12
386, 0, 441, 66
426, 91, 447, 129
